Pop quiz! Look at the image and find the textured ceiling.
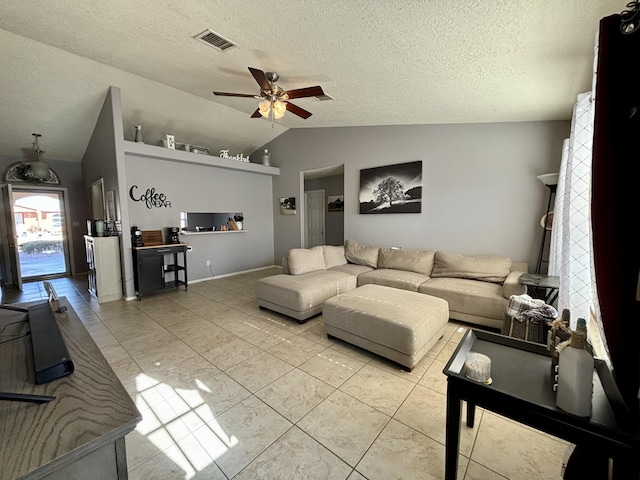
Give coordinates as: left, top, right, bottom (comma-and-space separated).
0, 0, 627, 163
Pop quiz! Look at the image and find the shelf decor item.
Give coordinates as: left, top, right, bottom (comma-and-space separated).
261, 149, 271, 166
134, 125, 144, 143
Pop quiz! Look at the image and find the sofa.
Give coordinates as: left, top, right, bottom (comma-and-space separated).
255, 239, 528, 329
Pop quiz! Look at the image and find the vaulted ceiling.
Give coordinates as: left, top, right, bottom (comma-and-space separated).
0, 0, 627, 163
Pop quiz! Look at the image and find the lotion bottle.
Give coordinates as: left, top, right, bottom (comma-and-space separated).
556, 330, 594, 417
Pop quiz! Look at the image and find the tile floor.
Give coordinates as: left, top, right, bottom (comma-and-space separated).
1, 269, 570, 480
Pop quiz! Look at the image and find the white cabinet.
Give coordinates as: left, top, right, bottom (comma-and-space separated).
85, 235, 123, 303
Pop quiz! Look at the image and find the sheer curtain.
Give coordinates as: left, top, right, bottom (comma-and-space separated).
548, 92, 594, 330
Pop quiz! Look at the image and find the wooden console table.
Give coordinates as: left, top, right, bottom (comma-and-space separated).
0, 298, 140, 479
443, 329, 639, 480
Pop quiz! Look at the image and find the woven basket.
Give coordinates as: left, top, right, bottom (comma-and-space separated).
501, 313, 549, 344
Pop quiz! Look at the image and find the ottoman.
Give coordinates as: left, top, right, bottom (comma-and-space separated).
256, 270, 357, 323
322, 284, 449, 371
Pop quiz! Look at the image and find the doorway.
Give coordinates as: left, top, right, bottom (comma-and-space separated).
2, 186, 71, 287
305, 190, 325, 248
302, 164, 344, 248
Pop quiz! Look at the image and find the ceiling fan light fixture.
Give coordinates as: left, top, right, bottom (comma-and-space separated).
258, 100, 271, 118
273, 101, 286, 119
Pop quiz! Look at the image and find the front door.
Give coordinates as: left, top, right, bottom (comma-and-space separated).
6, 186, 71, 281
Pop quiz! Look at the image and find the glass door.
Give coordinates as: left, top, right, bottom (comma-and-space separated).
9, 187, 71, 280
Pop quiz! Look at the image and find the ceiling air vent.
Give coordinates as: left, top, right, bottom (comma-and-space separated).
194, 29, 237, 52
314, 93, 335, 101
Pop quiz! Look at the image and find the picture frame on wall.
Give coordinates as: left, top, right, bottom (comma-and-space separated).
280, 197, 296, 215
327, 195, 344, 212
359, 160, 422, 214
106, 190, 116, 221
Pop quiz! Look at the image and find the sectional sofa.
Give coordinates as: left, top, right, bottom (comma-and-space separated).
255, 239, 528, 329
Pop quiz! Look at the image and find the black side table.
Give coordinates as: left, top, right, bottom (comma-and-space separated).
519, 273, 559, 305
443, 329, 639, 480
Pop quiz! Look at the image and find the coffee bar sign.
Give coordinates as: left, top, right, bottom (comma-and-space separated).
129, 185, 171, 209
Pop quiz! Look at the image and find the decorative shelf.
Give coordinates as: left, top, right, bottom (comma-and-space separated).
123, 141, 280, 177
180, 230, 247, 236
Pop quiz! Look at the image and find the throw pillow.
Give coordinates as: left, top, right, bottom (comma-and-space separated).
344, 239, 380, 268
287, 246, 325, 275
323, 245, 347, 269
431, 250, 512, 284
378, 248, 436, 275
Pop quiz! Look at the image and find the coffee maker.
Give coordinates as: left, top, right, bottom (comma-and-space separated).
167, 227, 180, 244
131, 226, 144, 247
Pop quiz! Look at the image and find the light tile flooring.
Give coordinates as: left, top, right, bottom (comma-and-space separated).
2, 269, 570, 480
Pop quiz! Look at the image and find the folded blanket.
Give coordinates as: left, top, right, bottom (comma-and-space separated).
515, 304, 558, 324
506, 294, 546, 317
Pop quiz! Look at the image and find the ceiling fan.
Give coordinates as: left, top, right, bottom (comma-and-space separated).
213, 67, 325, 120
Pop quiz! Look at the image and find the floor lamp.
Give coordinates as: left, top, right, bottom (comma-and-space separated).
535, 173, 558, 274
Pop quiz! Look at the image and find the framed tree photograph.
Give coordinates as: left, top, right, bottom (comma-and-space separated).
327, 195, 344, 212
359, 161, 422, 214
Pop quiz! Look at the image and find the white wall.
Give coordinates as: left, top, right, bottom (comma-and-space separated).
263, 121, 569, 268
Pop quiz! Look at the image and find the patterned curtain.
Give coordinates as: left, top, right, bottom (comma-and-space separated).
548, 92, 594, 330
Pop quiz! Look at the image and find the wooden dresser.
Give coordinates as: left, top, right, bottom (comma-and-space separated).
0, 298, 140, 479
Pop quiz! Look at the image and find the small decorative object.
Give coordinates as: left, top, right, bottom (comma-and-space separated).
134, 125, 144, 143
189, 145, 209, 155
95, 219, 105, 237
228, 217, 239, 230
555, 330, 594, 417
219, 149, 250, 162
280, 197, 296, 215
220, 225, 227, 231
328, 195, 344, 212
233, 214, 244, 230
549, 309, 572, 389
261, 149, 271, 166
163, 134, 175, 149
464, 352, 492, 384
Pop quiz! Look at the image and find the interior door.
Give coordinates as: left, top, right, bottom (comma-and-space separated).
305, 189, 325, 248
0, 184, 23, 291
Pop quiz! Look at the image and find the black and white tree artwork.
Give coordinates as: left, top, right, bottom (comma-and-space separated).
359, 161, 422, 214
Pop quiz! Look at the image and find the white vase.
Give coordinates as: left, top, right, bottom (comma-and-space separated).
556, 331, 593, 417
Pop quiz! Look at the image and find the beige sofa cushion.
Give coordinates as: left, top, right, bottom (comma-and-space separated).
419, 277, 507, 321
323, 245, 347, 269
431, 251, 512, 284
378, 248, 435, 275
357, 269, 429, 292
344, 239, 379, 268
287, 246, 325, 275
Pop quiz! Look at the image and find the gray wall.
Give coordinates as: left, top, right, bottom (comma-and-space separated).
125, 155, 275, 282
304, 174, 344, 246
0, 155, 89, 275
262, 121, 569, 269
81, 88, 120, 218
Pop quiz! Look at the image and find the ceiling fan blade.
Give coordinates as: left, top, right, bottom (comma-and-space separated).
250, 108, 262, 118
213, 91, 257, 98
248, 67, 271, 91
286, 102, 313, 119
284, 85, 325, 100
